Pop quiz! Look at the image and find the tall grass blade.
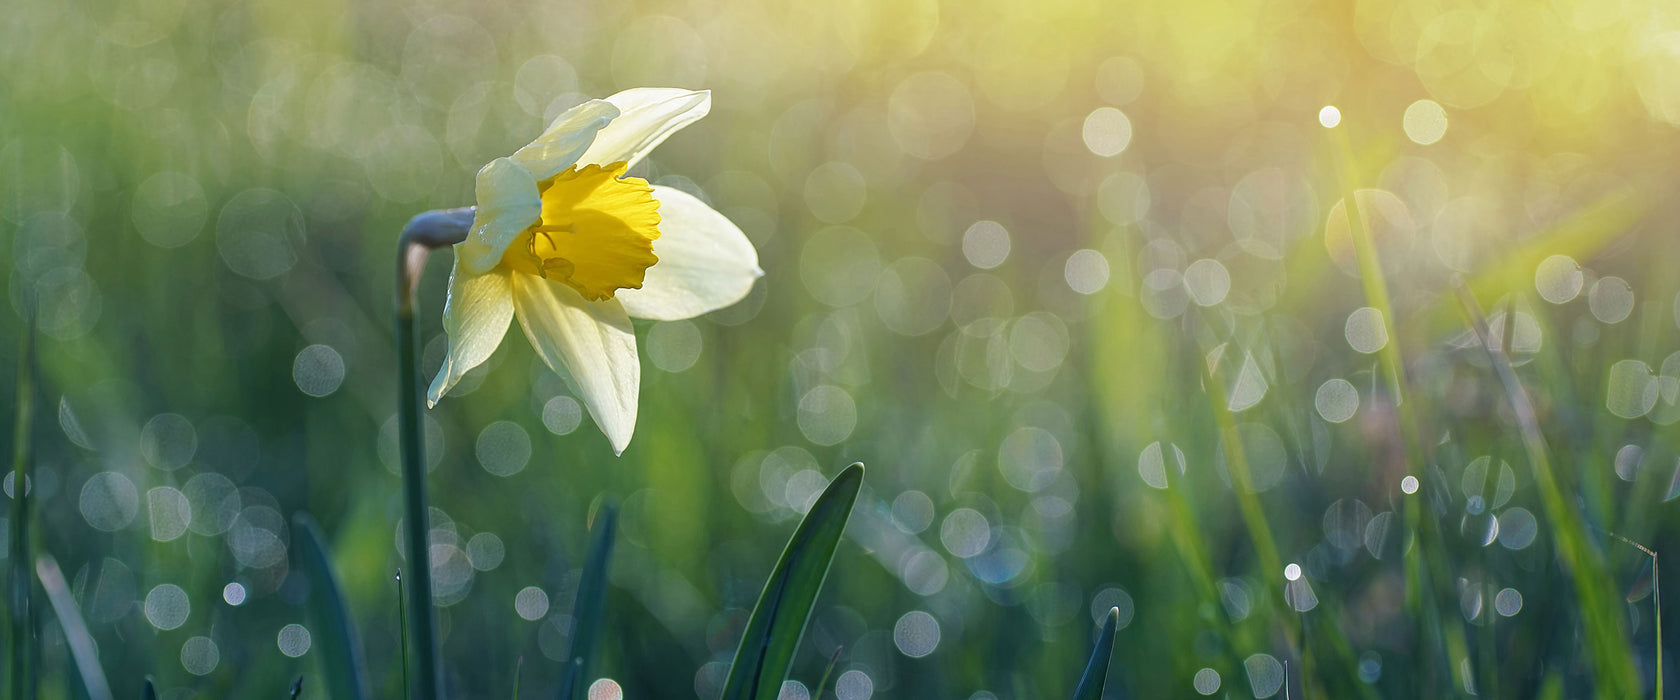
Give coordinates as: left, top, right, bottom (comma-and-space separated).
397, 570, 410, 700
1454, 283, 1637, 695
292, 513, 370, 700
720, 463, 864, 700
1328, 123, 1470, 695
34, 554, 112, 700
1073, 607, 1120, 700
10, 310, 35, 700
1612, 534, 1661, 697
559, 502, 618, 700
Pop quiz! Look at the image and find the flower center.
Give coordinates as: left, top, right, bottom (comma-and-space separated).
505, 161, 662, 301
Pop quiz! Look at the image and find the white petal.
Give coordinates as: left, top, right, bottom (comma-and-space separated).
576, 89, 711, 169
512, 273, 641, 455
617, 186, 763, 321
426, 262, 515, 406
458, 158, 541, 274
510, 99, 620, 181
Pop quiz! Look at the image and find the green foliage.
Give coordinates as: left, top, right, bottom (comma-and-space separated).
811, 647, 843, 700
10, 312, 34, 700
721, 464, 863, 700
1072, 607, 1119, 700
292, 513, 371, 700
1456, 285, 1637, 695
34, 554, 111, 700
3, 0, 1679, 696
558, 502, 617, 700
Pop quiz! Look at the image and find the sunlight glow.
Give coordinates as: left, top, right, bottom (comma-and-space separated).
1318, 105, 1342, 128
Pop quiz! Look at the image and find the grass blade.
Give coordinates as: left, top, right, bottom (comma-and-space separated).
559, 502, 618, 700
1612, 534, 1662, 698
1454, 284, 1637, 695
11, 310, 35, 700
1073, 607, 1119, 700
34, 553, 112, 700
811, 646, 842, 700
721, 463, 864, 700
292, 513, 370, 700
397, 570, 411, 700
142, 678, 157, 700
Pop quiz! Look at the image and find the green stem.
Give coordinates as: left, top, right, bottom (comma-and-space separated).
394, 206, 475, 700
11, 310, 35, 700
397, 266, 440, 700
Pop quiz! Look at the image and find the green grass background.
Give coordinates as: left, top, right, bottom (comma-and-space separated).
4, 0, 1680, 697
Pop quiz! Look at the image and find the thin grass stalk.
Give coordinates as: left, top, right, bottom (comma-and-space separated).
1197, 350, 1284, 593
1327, 128, 1422, 461
1159, 464, 1219, 607
1195, 350, 1307, 673
812, 646, 842, 700
1190, 325, 1374, 696
33, 554, 111, 700
397, 570, 411, 700
1454, 284, 1637, 696
10, 310, 34, 700
1154, 434, 1264, 682
1326, 121, 1476, 694
1611, 533, 1662, 697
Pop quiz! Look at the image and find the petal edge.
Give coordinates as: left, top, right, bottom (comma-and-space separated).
512, 273, 641, 455
617, 186, 762, 321
577, 89, 711, 170
459, 158, 542, 274
426, 262, 516, 406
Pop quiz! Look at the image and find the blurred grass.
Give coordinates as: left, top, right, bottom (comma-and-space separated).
4, 0, 1680, 697
291, 513, 370, 700
1072, 606, 1118, 700
35, 553, 112, 700
1456, 283, 1637, 696
9, 312, 34, 700
558, 501, 616, 700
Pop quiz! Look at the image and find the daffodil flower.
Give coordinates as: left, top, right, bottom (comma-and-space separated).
427, 88, 761, 454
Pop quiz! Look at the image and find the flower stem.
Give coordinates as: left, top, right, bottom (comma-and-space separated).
394, 207, 474, 700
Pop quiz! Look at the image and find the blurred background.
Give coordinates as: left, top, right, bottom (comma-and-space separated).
5, 0, 1680, 696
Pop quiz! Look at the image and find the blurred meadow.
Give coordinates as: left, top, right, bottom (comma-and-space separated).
6, 0, 1680, 697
